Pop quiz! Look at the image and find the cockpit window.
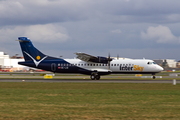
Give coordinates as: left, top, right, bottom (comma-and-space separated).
147, 62, 156, 65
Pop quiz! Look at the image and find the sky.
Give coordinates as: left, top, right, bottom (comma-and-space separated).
1, 0, 180, 60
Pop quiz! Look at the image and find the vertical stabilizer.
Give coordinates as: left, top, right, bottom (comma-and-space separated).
18, 37, 46, 62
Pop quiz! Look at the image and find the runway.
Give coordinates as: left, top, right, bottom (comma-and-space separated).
0, 79, 179, 83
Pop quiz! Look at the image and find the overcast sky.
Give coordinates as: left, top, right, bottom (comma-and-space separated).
1, 0, 180, 60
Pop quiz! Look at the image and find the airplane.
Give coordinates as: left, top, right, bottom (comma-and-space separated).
17, 37, 164, 80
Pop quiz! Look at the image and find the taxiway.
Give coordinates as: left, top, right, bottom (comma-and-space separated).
0, 79, 179, 83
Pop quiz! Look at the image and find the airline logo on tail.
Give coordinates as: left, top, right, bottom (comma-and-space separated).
24, 51, 47, 67
36, 56, 41, 60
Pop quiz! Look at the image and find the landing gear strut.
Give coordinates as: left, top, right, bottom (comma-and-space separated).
152, 73, 156, 79
90, 72, 100, 80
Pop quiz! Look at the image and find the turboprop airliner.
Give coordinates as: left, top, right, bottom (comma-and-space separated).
17, 37, 163, 80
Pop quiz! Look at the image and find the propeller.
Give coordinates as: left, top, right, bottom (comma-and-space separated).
107, 53, 112, 70
99, 57, 101, 63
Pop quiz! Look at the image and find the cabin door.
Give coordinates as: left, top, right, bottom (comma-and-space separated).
51, 63, 56, 72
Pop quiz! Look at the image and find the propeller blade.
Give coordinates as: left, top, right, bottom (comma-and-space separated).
108, 61, 110, 70
107, 53, 111, 70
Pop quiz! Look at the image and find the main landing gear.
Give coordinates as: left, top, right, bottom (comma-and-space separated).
90, 72, 100, 80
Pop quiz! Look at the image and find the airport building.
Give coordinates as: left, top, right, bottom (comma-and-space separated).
0, 52, 25, 72
153, 59, 177, 68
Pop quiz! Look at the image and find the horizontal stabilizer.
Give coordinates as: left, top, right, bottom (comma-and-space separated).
18, 37, 30, 42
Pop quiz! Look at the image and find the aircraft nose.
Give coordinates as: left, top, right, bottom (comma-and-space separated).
158, 66, 164, 71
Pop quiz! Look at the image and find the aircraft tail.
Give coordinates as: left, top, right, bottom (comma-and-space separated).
18, 37, 47, 61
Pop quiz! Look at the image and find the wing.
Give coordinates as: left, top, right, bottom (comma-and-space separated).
75, 52, 111, 63
75, 52, 98, 62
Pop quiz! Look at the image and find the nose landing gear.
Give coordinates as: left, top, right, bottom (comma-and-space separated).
152, 73, 156, 79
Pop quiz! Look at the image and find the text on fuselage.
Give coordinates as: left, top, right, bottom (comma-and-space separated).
120, 64, 144, 72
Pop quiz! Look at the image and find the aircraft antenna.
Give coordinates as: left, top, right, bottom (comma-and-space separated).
117, 54, 119, 60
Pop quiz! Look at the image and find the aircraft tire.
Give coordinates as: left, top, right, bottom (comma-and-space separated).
91, 72, 100, 80
95, 75, 100, 80
90, 74, 96, 80
153, 76, 156, 79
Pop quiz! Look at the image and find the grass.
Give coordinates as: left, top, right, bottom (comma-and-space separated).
0, 83, 180, 120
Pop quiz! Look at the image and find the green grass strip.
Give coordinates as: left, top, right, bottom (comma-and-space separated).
0, 82, 180, 119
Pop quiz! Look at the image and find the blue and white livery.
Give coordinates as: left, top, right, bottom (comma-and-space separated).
18, 37, 163, 80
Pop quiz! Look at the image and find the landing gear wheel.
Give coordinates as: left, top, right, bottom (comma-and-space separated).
95, 75, 100, 80
90, 73, 100, 80
90, 74, 95, 80
152, 73, 156, 79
